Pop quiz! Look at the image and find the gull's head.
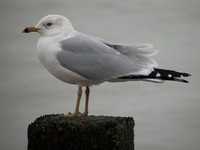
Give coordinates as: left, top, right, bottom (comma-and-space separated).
23, 15, 74, 37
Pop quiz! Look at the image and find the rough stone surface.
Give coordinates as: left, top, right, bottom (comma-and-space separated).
28, 114, 134, 150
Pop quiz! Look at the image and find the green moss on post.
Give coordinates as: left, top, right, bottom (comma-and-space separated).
28, 115, 134, 150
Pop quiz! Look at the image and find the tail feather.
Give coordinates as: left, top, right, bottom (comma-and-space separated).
119, 68, 191, 83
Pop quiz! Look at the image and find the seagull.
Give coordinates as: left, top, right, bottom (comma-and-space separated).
23, 15, 190, 117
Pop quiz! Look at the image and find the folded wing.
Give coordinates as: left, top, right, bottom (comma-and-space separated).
57, 32, 158, 80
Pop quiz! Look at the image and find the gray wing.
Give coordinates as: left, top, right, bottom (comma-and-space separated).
86, 34, 159, 68
57, 32, 154, 80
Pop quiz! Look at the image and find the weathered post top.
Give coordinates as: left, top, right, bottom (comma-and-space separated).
28, 114, 134, 150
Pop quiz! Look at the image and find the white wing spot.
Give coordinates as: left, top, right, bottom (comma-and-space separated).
156, 73, 161, 77
168, 74, 172, 78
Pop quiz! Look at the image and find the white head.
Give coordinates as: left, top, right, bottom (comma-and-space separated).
23, 15, 74, 37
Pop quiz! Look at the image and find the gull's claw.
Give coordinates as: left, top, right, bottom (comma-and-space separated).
67, 111, 88, 117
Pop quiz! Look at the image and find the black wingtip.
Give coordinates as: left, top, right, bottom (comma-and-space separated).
174, 78, 189, 83
176, 72, 191, 83
181, 72, 191, 77
154, 68, 191, 83
118, 68, 191, 83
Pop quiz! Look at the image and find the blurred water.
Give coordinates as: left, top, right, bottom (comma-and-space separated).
0, 0, 199, 150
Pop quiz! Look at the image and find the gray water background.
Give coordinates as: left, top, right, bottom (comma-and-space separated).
0, 0, 199, 150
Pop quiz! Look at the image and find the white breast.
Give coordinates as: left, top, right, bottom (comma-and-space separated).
36, 36, 102, 86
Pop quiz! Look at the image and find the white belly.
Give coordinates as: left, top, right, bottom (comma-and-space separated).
36, 37, 102, 86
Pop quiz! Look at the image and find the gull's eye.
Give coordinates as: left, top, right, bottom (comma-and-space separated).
46, 23, 53, 27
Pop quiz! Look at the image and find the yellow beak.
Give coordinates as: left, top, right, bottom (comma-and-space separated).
22, 27, 40, 33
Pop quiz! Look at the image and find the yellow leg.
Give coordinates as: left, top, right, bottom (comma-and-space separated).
83, 86, 90, 116
75, 86, 82, 114
67, 86, 90, 117
68, 86, 82, 117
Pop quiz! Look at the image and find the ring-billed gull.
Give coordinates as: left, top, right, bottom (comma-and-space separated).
23, 15, 190, 116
